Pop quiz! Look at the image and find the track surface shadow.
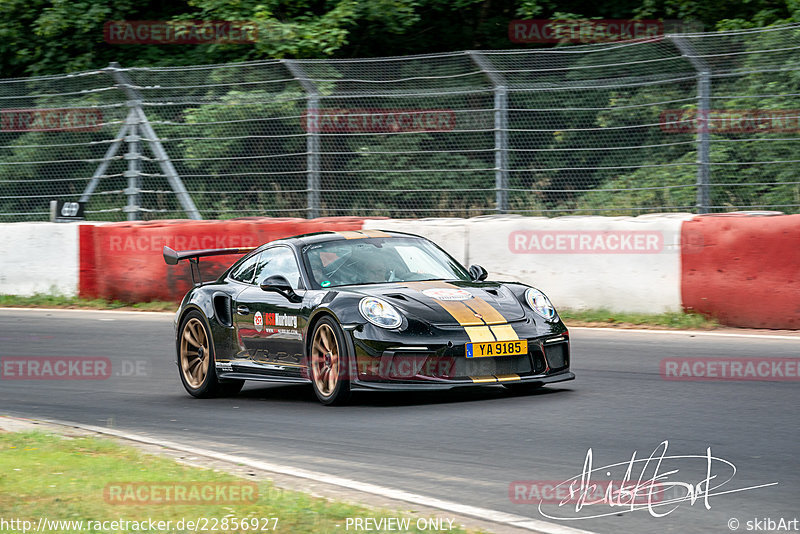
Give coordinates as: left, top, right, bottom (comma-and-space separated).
237, 382, 573, 406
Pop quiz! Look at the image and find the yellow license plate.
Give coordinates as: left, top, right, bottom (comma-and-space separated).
466, 340, 527, 358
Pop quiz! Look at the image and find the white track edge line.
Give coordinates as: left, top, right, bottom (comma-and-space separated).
569, 326, 800, 340
1, 308, 798, 339
0, 307, 172, 317
15, 415, 598, 534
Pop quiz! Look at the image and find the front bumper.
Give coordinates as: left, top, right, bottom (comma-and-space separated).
351, 368, 575, 391
348, 322, 573, 390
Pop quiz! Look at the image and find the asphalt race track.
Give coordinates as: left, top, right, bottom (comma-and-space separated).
1, 308, 798, 534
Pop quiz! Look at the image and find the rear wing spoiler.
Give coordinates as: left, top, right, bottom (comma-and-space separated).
162, 245, 258, 285
162, 245, 258, 265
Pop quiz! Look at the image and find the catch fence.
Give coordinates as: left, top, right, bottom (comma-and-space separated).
1, 24, 799, 221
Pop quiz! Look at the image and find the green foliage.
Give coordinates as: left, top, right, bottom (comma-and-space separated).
1, 2, 799, 219
559, 308, 719, 329
2, 0, 798, 77
0, 431, 471, 533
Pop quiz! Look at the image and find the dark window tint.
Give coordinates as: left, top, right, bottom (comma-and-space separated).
254, 247, 302, 289
229, 254, 261, 283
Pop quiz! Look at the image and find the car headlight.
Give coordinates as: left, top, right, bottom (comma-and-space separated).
525, 288, 557, 321
359, 297, 403, 329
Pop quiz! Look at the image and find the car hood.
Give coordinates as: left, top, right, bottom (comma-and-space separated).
338, 280, 527, 326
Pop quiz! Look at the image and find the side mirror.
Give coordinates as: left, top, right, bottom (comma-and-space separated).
260, 275, 302, 302
469, 264, 488, 281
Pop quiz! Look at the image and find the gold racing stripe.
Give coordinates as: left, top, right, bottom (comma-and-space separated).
434, 299, 485, 326
495, 373, 521, 382
336, 229, 392, 240
470, 375, 498, 384
336, 230, 369, 239
407, 281, 523, 341
464, 297, 507, 326
405, 281, 484, 327
360, 229, 392, 238
464, 326, 495, 342
490, 324, 519, 341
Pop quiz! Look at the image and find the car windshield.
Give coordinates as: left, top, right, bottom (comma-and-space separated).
303, 237, 470, 288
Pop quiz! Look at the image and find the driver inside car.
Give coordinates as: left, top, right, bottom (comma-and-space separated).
357, 251, 390, 284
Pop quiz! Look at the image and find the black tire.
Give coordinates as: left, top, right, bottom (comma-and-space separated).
502, 382, 544, 395
308, 316, 351, 405
177, 310, 244, 398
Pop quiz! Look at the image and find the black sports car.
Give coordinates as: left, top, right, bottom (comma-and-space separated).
164, 230, 574, 405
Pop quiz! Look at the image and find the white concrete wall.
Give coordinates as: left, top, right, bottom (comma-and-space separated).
1, 216, 693, 311
364, 218, 469, 265
0, 223, 80, 296
368, 214, 694, 313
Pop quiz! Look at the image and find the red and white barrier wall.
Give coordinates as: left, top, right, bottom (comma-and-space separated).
79, 217, 366, 302
0, 213, 797, 328
366, 214, 691, 313
681, 214, 800, 329
0, 222, 80, 296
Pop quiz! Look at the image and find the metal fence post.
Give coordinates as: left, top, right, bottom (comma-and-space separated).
283, 60, 320, 219
307, 94, 321, 219
123, 113, 141, 221
80, 113, 131, 204
106, 62, 202, 220
671, 36, 711, 214
696, 72, 711, 213
468, 51, 509, 213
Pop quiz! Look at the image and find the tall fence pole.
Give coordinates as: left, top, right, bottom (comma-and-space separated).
106, 62, 202, 220
469, 51, 509, 213
671, 36, 711, 214
283, 60, 320, 219
123, 114, 141, 221
80, 115, 130, 203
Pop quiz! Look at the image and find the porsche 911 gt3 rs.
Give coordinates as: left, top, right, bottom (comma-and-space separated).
164, 230, 574, 405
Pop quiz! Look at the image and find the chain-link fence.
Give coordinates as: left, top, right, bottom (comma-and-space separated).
1, 24, 799, 222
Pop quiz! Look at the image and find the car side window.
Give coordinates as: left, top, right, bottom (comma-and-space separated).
254, 247, 303, 289
229, 254, 261, 283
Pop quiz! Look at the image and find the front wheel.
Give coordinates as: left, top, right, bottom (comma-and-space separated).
309, 317, 351, 405
178, 310, 243, 398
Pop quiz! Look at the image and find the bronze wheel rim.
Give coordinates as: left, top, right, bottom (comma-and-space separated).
311, 324, 339, 397
180, 317, 210, 389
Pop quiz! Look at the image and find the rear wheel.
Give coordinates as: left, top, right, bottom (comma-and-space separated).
309, 317, 351, 405
178, 310, 243, 398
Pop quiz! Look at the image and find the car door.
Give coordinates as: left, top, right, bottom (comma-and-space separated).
233, 246, 306, 379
